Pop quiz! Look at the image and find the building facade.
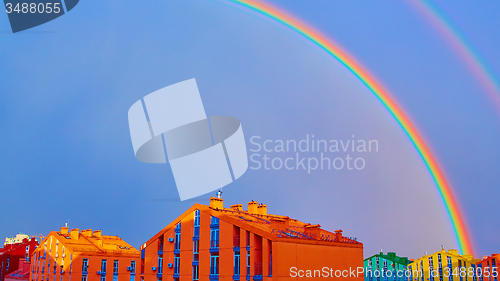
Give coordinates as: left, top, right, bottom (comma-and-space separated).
140, 198, 363, 281
5, 259, 30, 281
0, 237, 38, 281
476, 254, 499, 281
407, 249, 479, 281
364, 252, 410, 281
29, 227, 140, 281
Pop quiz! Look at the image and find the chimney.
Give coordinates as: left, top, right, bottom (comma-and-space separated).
60, 227, 69, 235
248, 201, 258, 214
81, 229, 92, 237
210, 197, 224, 209
93, 230, 102, 239
257, 204, 267, 215
270, 217, 289, 231
230, 204, 243, 211
304, 224, 321, 239
334, 229, 343, 241
70, 229, 80, 240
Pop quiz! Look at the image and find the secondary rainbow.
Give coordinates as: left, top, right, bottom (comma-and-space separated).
408, 0, 500, 114
216, 0, 475, 255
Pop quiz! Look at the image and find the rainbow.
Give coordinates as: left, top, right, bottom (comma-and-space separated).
215, 0, 475, 255
408, 0, 500, 113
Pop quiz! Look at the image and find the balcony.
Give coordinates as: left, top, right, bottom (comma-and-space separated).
253, 262, 263, 280
268, 262, 272, 277
193, 227, 200, 238
210, 240, 219, 252
233, 235, 240, 249
157, 250, 163, 255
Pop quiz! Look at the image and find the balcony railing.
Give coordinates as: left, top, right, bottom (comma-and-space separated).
210, 240, 219, 249
233, 235, 240, 247
254, 262, 263, 276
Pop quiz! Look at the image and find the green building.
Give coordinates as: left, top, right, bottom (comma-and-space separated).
364, 252, 411, 281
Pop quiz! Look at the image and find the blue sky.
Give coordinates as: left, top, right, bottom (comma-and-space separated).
0, 0, 499, 259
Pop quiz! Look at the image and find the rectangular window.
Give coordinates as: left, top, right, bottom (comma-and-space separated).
175, 232, 181, 250
157, 258, 163, 274
82, 259, 88, 273
211, 229, 219, 249
81, 276, 87, 281
174, 256, 180, 275
234, 251, 240, 275
210, 254, 219, 276
447, 257, 453, 281
130, 261, 136, 274
193, 240, 199, 262
429, 257, 434, 281
113, 260, 118, 274
101, 260, 107, 273
192, 265, 199, 281
492, 258, 497, 281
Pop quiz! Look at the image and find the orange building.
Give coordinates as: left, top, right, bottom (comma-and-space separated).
476, 254, 499, 281
29, 227, 140, 281
140, 198, 363, 281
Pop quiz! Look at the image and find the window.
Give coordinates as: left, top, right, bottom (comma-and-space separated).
210, 254, 219, 276
82, 259, 89, 273
246, 231, 250, 247
6, 258, 9, 271
447, 257, 453, 281
211, 228, 219, 249
174, 256, 180, 275
192, 265, 199, 281
193, 240, 199, 262
157, 258, 163, 275
234, 251, 240, 275
130, 261, 136, 274
194, 210, 200, 227
211, 216, 219, 226
130, 261, 136, 281
175, 232, 181, 250
429, 257, 434, 281
493, 258, 497, 281
438, 254, 443, 281
113, 260, 119, 274
81, 276, 87, 281
247, 251, 250, 277
101, 260, 107, 273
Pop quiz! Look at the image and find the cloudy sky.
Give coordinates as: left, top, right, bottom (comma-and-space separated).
0, 0, 499, 259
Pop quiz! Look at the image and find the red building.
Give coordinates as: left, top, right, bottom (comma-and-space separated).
476, 254, 499, 281
5, 259, 30, 281
0, 237, 38, 281
140, 197, 363, 281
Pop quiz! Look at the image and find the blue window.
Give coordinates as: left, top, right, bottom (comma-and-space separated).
193, 265, 199, 281
383, 259, 388, 281
247, 251, 250, 279
234, 251, 240, 275
130, 261, 136, 281
193, 240, 199, 262
210, 254, 219, 277
211, 229, 219, 249
174, 256, 180, 275
429, 257, 434, 281
158, 257, 163, 274
113, 260, 119, 274
211, 216, 219, 227
82, 259, 88, 274
493, 259, 497, 281
194, 210, 200, 238
447, 257, 453, 281
438, 254, 443, 281
101, 259, 107, 273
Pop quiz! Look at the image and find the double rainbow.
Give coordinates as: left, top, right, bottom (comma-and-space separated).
217, 0, 474, 255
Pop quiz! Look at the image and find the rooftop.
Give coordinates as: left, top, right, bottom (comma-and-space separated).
143, 197, 362, 249
37, 228, 139, 257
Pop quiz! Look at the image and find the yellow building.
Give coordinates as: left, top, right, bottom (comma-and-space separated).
408, 249, 479, 281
